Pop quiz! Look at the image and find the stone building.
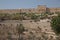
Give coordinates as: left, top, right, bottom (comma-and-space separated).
0, 5, 60, 14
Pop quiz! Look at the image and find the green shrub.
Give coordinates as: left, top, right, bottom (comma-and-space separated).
51, 13, 60, 34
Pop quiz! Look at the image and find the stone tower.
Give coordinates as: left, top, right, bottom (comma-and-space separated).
36, 5, 47, 13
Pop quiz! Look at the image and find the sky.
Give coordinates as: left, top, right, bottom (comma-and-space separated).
0, 0, 60, 9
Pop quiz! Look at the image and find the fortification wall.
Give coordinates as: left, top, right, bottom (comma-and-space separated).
0, 5, 60, 14
0, 9, 20, 14
49, 8, 60, 13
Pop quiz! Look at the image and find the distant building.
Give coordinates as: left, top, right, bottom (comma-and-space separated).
0, 5, 60, 14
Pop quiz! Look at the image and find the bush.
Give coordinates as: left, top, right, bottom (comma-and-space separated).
51, 13, 60, 34
17, 24, 25, 40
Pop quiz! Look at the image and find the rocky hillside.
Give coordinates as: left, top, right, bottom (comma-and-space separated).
0, 19, 58, 40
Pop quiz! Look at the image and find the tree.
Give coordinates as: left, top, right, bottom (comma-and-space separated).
51, 13, 60, 34
31, 14, 37, 19
40, 13, 48, 19
0, 13, 6, 20
17, 24, 25, 40
0, 13, 10, 20
7, 32, 12, 40
30, 13, 40, 22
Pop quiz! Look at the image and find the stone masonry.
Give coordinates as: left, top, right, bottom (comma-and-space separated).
0, 5, 60, 14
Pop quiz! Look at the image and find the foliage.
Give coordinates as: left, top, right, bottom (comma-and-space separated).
31, 14, 38, 20
17, 24, 25, 34
51, 13, 60, 34
17, 24, 25, 40
0, 13, 24, 20
11, 13, 21, 20
0, 12, 55, 20
40, 13, 48, 19
7, 32, 12, 40
0, 13, 9, 20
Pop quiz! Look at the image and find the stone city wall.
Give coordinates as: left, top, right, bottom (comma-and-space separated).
0, 5, 60, 14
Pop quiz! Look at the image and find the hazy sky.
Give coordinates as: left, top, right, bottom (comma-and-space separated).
0, 0, 60, 9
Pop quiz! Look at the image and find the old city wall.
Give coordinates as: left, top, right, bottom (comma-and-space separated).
0, 9, 20, 14
0, 5, 60, 14
49, 8, 60, 13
